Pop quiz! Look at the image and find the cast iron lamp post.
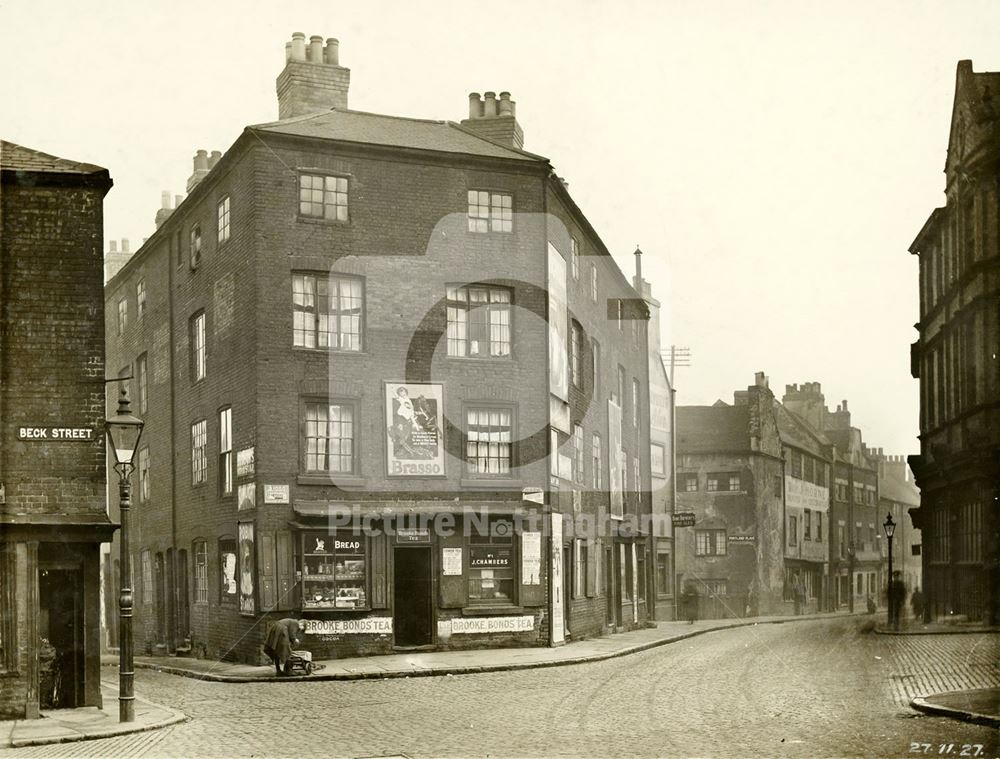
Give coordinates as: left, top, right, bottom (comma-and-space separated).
105, 389, 144, 723
883, 512, 896, 627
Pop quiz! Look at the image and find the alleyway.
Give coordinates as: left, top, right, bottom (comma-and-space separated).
3, 618, 996, 759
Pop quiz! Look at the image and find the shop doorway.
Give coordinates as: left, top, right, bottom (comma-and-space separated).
39, 568, 84, 708
393, 547, 432, 647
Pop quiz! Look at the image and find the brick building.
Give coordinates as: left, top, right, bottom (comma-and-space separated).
908, 60, 999, 624
103, 34, 654, 664
774, 394, 832, 614
632, 251, 676, 620
871, 451, 922, 596
781, 383, 881, 612
675, 373, 786, 619
0, 142, 113, 717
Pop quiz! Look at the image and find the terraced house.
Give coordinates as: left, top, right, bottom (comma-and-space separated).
103, 34, 657, 664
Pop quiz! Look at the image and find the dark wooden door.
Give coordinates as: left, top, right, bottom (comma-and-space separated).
393, 547, 432, 646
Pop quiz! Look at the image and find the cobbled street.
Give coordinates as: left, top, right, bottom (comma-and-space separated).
3, 618, 997, 759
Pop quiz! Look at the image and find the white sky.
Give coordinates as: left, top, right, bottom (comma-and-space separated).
3, 0, 997, 455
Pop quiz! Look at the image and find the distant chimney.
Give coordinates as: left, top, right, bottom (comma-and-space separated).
276, 33, 350, 119
208, 150, 222, 169
460, 90, 524, 149
186, 149, 211, 193
155, 190, 175, 229
104, 238, 133, 283
755, 371, 769, 389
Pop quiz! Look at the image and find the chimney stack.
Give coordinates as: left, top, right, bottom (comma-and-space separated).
460, 90, 525, 149
276, 33, 350, 119
185, 149, 211, 193
104, 238, 133, 283
155, 190, 175, 229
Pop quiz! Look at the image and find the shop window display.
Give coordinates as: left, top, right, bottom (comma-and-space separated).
468, 516, 515, 605
301, 531, 367, 610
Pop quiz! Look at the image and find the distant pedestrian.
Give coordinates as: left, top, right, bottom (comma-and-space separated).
866, 594, 876, 614
910, 587, 924, 623
792, 574, 804, 616
681, 582, 699, 624
263, 618, 301, 677
889, 572, 906, 630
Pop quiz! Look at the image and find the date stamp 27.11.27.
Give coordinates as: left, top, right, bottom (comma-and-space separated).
909, 744, 987, 756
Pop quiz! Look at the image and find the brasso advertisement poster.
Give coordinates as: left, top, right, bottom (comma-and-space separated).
385, 382, 444, 476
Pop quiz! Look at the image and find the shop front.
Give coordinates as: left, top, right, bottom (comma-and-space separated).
281, 504, 547, 659
0, 521, 112, 718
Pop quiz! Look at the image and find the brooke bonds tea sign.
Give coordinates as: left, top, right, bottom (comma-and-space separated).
385, 382, 444, 477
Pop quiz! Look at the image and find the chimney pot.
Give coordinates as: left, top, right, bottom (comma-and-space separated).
468, 92, 483, 119
498, 91, 513, 117
285, 41, 292, 63
290, 33, 306, 61
175, 194, 184, 208
209, 150, 222, 169
842, 400, 848, 411
121, 239, 130, 253
483, 91, 497, 117
324, 38, 339, 65
160, 190, 171, 209
109, 240, 118, 253
309, 35, 324, 63
194, 149, 209, 171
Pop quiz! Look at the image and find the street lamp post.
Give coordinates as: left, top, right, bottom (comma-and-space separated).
883, 512, 896, 628
105, 389, 144, 723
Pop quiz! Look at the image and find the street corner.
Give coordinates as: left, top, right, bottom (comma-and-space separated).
910, 689, 1000, 730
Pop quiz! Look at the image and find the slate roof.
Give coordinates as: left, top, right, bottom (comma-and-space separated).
249, 108, 544, 162
676, 405, 749, 453
0, 140, 107, 175
775, 401, 831, 454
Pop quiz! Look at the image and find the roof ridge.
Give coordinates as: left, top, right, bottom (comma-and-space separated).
445, 120, 548, 161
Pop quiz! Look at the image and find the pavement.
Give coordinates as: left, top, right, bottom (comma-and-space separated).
0, 682, 186, 749
875, 614, 1000, 728
2, 608, 995, 749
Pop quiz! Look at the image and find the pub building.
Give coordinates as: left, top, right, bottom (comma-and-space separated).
1, 142, 114, 717
103, 34, 655, 664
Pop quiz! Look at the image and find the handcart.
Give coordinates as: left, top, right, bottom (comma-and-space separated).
287, 650, 315, 675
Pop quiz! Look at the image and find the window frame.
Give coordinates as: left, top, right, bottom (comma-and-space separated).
219, 407, 233, 496
464, 404, 515, 479
467, 190, 513, 233
570, 236, 580, 280
136, 352, 148, 414
189, 311, 206, 383
117, 297, 127, 335
218, 537, 238, 604
137, 445, 150, 503
136, 280, 146, 319
445, 284, 512, 359
189, 224, 202, 269
298, 172, 349, 222
300, 530, 369, 610
140, 549, 153, 605
467, 515, 516, 606
191, 418, 208, 486
694, 529, 727, 556
301, 399, 358, 475
592, 432, 603, 489
292, 272, 365, 352
217, 195, 231, 243
570, 321, 583, 386
680, 472, 698, 492
193, 540, 208, 604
